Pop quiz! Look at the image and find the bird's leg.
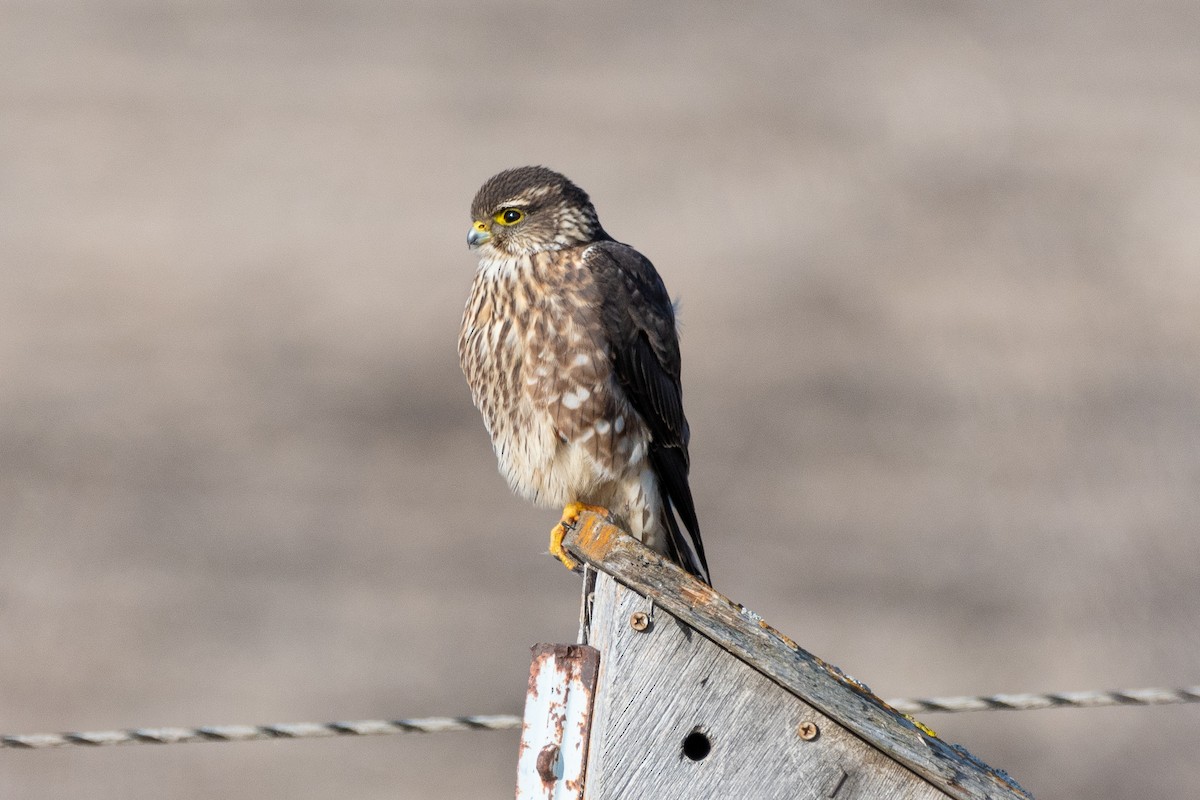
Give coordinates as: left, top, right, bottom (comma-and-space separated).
550, 502, 611, 572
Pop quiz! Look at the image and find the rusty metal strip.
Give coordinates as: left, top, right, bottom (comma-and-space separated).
515, 644, 601, 800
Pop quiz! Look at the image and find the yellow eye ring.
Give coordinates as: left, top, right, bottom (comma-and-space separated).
494, 208, 524, 226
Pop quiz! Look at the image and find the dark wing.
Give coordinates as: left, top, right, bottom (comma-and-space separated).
587, 241, 710, 584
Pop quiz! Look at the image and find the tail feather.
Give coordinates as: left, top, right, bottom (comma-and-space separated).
650, 445, 710, 585
659, 488, 711, 585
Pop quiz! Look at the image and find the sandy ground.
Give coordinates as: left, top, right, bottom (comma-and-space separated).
2, 2, 1199, 798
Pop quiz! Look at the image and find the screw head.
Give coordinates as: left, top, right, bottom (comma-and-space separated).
798, 721, 820, 741
629, 611, 651, 632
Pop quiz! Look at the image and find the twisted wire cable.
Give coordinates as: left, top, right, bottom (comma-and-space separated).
885, 685, 1200, 715
3, 686, 1197, 749
1, 715, 523, 749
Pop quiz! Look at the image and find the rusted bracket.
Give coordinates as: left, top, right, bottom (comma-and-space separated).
516, 644, 601, 800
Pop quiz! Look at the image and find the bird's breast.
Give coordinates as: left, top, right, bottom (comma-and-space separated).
460, 249, 632, 502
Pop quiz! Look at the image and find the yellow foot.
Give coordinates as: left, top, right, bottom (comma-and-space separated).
549, 503, 611, 572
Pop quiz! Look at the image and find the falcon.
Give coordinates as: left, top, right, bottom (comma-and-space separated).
459, 166, 710, 584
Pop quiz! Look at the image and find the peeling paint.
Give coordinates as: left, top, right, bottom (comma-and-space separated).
516, 645, 600, 799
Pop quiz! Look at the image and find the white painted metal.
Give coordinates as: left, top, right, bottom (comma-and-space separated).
516, 644, 600, 800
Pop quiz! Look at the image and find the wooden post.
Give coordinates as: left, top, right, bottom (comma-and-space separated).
540, 512, 1034, 800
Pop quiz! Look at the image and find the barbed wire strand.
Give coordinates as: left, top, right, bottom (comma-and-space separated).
3, 686, 1196, 750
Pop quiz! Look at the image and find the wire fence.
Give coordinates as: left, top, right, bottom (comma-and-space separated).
4, 685, 1196, 750
1, 715, 522, 750
885, 685, 1200, 715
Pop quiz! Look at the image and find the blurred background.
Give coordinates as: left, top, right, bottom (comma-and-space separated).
2, 1, 1199, 797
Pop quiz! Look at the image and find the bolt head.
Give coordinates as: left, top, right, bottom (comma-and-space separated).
629, 611, 651, 632
798, 721, 820, 741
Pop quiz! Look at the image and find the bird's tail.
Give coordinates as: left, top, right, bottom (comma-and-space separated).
659, 490, 711, 586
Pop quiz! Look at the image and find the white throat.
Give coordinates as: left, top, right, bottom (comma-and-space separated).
476, 251, 534, 281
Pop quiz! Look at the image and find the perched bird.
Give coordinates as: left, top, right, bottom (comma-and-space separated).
458, 166, 710, 584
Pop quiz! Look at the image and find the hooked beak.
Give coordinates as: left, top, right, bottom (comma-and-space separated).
467, 220, 491, 249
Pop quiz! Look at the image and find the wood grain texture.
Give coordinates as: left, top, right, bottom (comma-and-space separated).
565, 513, 1033, 800
584, 572, 951, 799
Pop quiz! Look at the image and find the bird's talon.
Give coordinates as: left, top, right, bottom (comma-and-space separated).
549, 523, 582, 572
549, 503, 610, 572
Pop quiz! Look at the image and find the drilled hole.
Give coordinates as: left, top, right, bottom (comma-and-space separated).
682, 729, 711, 761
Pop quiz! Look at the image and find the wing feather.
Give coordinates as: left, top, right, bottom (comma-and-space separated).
587, 241, 710, 583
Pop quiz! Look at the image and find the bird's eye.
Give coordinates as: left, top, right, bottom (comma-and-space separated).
494, 208, 525, 226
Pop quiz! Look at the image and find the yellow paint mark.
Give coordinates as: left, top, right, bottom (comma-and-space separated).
570, 509, 620, 563
552, 503, 610, 572
905, 715, 939, 739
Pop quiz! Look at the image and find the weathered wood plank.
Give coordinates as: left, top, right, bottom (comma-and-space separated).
585, 571, 951, 799
564, 513, 1032, 800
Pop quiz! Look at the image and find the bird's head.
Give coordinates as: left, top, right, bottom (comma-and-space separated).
468, 166, 604, 256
